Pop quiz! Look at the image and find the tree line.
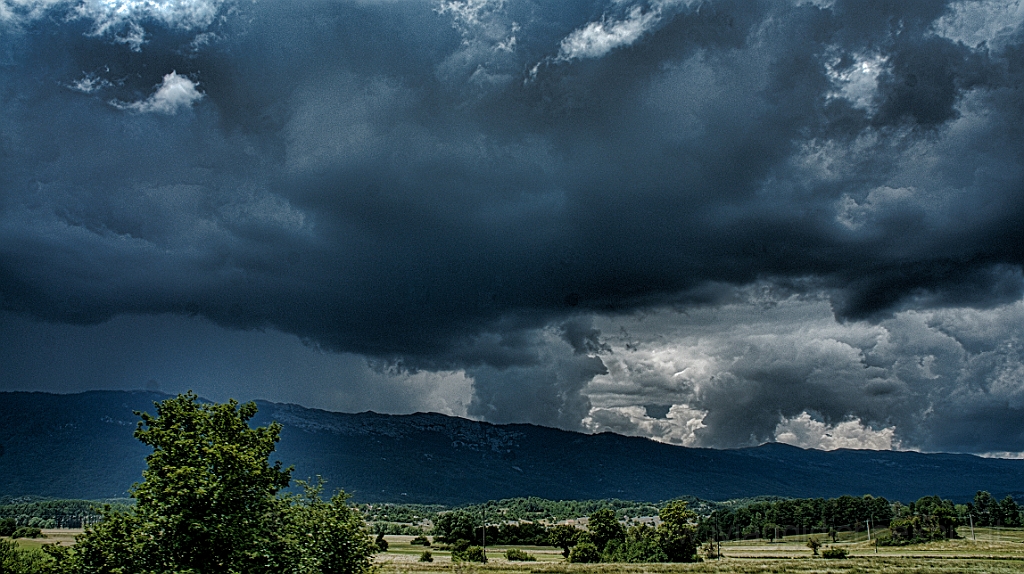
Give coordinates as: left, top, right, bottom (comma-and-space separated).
0, 500, 127, 529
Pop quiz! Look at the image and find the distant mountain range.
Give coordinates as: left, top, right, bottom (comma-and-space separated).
1, 391, 1022, 505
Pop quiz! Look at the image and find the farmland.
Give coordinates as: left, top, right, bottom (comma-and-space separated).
374, 530, 1024, 573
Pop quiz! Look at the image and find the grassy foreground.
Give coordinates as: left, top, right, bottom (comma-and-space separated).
10, 529, 1024, 572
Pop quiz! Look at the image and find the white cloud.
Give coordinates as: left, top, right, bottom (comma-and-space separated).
826, 52, 886, 111
0, 0, 65, 23
557, 5, 660, 61
583, 404, 707, 446
115, 72, 203, 114
68, 73, 113, 94
79, 0, 226, 33
774, 411, 898, 451
583, 293, 1024, 452
933, 0, 1024, 48
2, 0, 226, 45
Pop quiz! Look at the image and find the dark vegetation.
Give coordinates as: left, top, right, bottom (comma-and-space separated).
0, 499, 127, 529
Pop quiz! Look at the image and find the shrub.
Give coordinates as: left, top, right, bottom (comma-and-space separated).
504, 548, 535, 561
456, 545, 487, 563
410, 535, 431, 546
821, 546, 848, 559
11, 527, 42, 539
374, 532, 389, 552
419, 550, 433, 562
568, 541, 601, 563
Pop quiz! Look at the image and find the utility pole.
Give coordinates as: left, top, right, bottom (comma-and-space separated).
969, 512, 976, 541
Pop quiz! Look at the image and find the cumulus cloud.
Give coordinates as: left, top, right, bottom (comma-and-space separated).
114, 72, 203, 114
774, 412, 897, 451
586, 296, 1024, 452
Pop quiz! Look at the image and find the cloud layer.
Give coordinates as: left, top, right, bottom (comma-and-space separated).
2, 0, 1024, 453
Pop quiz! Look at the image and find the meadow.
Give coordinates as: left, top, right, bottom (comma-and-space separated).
374, 529, 1024, 574
8, 528, 1024, 572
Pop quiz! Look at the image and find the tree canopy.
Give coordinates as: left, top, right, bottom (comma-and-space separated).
45, 392, 375, 574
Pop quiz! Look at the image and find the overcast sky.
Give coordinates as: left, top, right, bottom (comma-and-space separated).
2, 0, 1024, 455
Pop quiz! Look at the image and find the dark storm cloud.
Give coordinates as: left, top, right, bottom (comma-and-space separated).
3, 0, 1024, 445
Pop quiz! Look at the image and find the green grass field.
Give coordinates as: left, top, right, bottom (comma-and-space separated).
9, 529, 1024, 572
376, 530, 1024, 573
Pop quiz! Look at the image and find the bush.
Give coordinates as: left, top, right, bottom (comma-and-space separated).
11, 527, 42, 539
419, 550, 433, 562
374, 532, 389, 552
456, 545, 487, 563
821, 546, 848, 559
0, 518, 16, 537
568, 542, 601, 563
504, 548, 535, 561
410, 535, 431, 546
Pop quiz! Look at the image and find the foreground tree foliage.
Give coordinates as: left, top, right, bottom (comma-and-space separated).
45, 393, 374, 574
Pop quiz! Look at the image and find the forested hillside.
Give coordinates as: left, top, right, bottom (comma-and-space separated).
2, 391, 1024, 504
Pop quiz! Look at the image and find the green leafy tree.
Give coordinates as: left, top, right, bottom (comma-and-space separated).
657, 500, 699, 563
48, 393, 374, 574
607, 524, 667, 563
587, 509, 624, 553
1, 539, 51, 574
973, 491, 998, 526
806, 536, 821, 555
432, 510, 480, 544
567, 541, 600, 563
1000, 496, 1021, 527
281, 479, 376, 574
548, 524, 581, 558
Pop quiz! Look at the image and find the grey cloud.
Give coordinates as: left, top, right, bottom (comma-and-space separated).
2, 0, 1024, 444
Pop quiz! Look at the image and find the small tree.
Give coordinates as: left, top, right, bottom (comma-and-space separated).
433, 511, 481, 544
567, 541, 601, 563
658, 500, 699, 562
587, 509, 625, 553
807, 536, 822, 555
549, 524, 581, 558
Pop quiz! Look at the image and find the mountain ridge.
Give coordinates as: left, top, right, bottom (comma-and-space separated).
1, 390, 1021, 504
